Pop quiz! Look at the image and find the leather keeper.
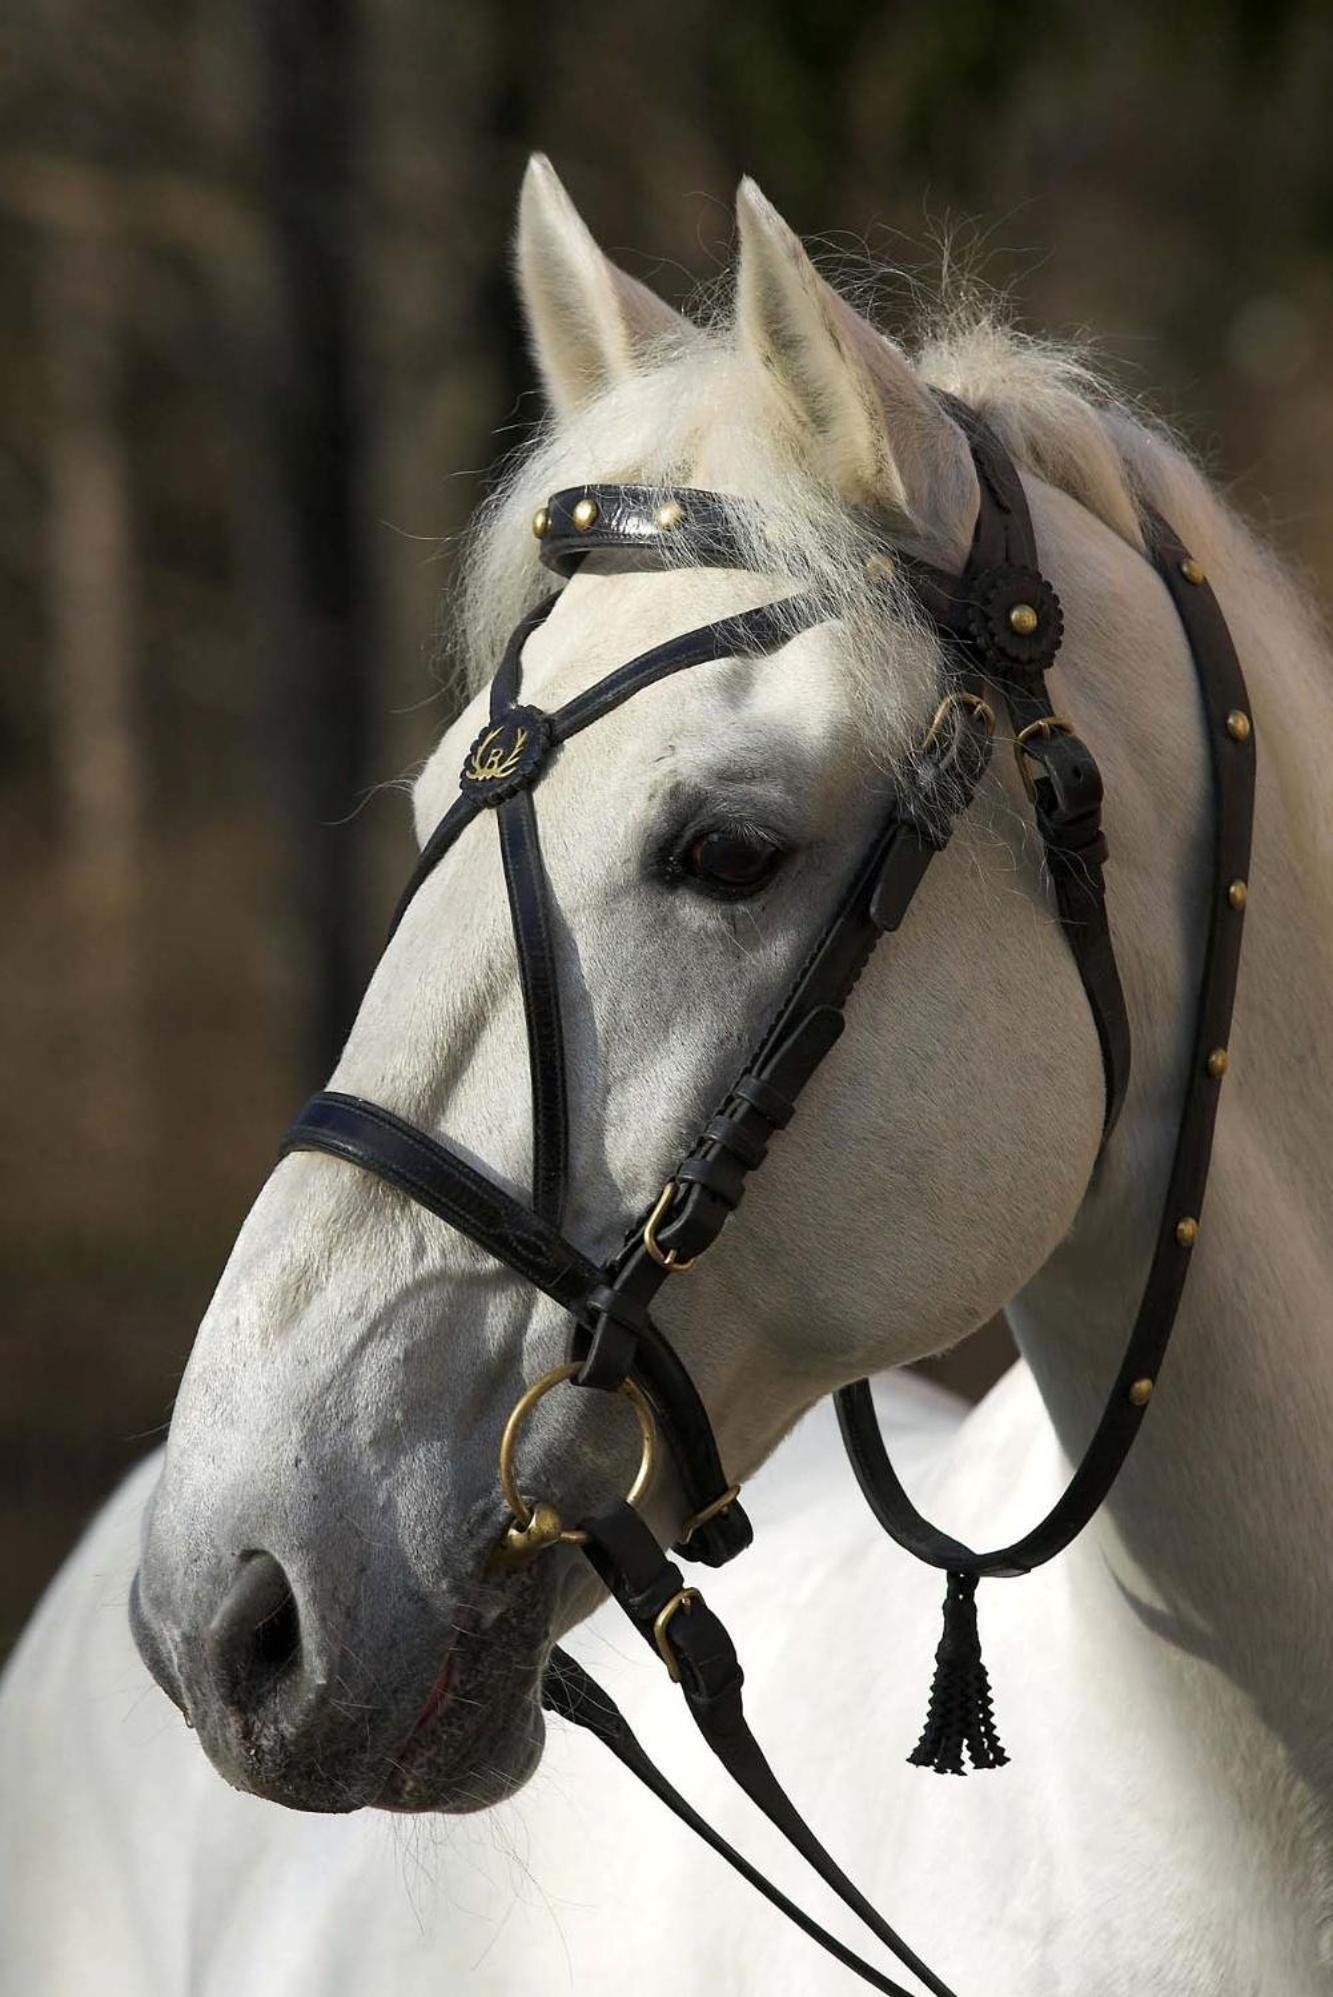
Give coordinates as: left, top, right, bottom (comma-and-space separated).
702, 1111, 770, 1169
732, 1071, 795, 1127
676, 1149, 748, 1210
654, 1182, 732, 1259
669, 1593, 746, 1708
1040, 814, 1109, 870
581, 1280, 655, 1337
574, 1312, 637, 1390
674, 1501, 753, 1567
574, 1282, 655, 1388
1025, 731, 1103, 826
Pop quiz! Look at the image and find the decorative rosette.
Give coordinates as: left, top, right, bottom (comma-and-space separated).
966, 565, 1064, 672
458, 704, 553, 804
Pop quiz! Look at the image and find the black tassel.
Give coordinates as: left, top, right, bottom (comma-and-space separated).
908, 1570, 1009, 1776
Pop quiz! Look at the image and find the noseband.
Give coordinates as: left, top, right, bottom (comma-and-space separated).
282, 399, 1254, 1995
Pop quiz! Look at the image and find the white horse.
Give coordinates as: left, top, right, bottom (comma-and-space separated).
3, 155, 1332, 1994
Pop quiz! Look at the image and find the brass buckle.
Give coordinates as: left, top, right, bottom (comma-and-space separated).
653, 1587, 701, 1682
921, 689, 995, 757
643, 1180, 698, 1272
678, 1483, 741, 1545
1013, 714, 1075, 801
493, 1362, 657, 1567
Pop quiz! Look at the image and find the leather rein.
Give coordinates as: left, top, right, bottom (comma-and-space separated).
281, 400, 1255, 1994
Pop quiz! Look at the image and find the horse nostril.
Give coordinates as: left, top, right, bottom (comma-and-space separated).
208, 1551, 302, 1713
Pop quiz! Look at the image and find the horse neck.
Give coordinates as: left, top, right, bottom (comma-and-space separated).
1011, 484, 1333, 1802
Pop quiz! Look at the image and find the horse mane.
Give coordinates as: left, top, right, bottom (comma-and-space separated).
447, 287, 1329, 776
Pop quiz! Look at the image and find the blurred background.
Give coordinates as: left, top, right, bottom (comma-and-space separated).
4, 0, 1333, 1661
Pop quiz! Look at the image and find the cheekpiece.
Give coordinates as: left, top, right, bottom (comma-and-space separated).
967, 564, 1064, 673
459, 704, 552, 804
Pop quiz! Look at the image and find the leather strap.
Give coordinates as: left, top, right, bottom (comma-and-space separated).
567, 1503, 960, 1997
536, 430, 1132, 1146
549, 597, 821, 742
281, 1093, 597, 1311
579, 694, 992, 1388
836, 505, 1255, 1579
542, 1649, 925, 1997
538, 484, 754, 579
386, 597, 560, 940
496, 789, 569, 1227
282, 1095, 753, 1563
945, 396, 1132, 1140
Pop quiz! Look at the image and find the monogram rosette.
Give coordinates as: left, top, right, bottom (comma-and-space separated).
966, 565, 1064, 672
459, 705, 552, 803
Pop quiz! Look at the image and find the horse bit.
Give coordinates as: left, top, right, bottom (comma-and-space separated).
283, 397, 1254, 1995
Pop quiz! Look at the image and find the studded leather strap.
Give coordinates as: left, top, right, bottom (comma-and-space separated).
536, 483, 752, 578
836, 502, 1255, 1578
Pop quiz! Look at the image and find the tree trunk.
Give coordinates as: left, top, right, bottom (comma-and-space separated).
256, 0, 371, 1083
43, 201, 149, 1223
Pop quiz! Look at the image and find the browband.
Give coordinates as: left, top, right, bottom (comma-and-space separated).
535, 483, 755, 578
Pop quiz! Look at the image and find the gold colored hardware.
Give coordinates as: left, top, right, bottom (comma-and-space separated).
465, 724, 529, 785
679, 1484, 742, 1545
532, 506, 551, 540
1008, 602, 1039, 636
643, 1181, 698, 1272
1175, 1217, 1199, 1248
1180, 556, 1206, 585
1226, 709, 1252, 743
573, 497, 600, 531
1015, 715, 1075, 749
865, 553, 896, 584
653, 1588, 701, 1682
1128, 1377, 1154, 1408
494, 1501, 565, 1567
920, 689, 996, 756
656, 500, 685, 531
496, 1362, 657, 1561
1227, 879, 1248, 910
1206, 1047, 1229, 1079
1013, 715, 1075, 800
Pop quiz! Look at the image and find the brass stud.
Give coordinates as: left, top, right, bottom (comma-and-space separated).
531, 506, 551, 540
1207, 1047, 1229, 1079
1227, 878, 1248, 911
1180, 556, 1206, 585
1128, 1377, 1154, 1408
1008, 602, 1039, 636
572, 497, 599, 532
1175, 1217, 1199, 1248
656, 500, 685, 531
1226, 709, 1252, 743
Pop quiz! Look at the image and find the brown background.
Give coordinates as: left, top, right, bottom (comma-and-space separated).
4, 0, 1333, 1660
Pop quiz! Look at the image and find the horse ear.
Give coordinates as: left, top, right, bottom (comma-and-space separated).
516, 155, 692, 418
734, 178, 977, 563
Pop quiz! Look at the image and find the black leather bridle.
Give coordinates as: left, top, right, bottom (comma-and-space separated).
281, 399, 1254, 1995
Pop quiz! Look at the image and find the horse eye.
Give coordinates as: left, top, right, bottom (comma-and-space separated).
680, 826, 785, 897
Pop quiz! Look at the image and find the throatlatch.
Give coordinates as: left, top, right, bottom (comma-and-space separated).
282, 396, 1255, 1994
